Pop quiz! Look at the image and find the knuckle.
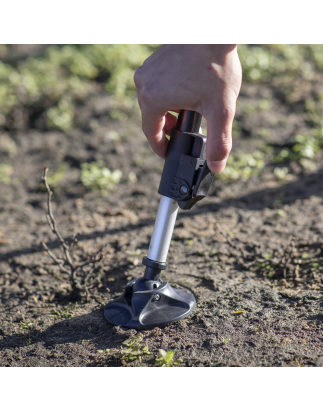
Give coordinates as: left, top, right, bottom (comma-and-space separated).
208, 139, 232, 159
139, 84, 157, 106
133, 67, 143, 88
220, 104, 236, 122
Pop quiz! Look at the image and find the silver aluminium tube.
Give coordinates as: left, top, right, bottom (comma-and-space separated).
147, 195, 179, 263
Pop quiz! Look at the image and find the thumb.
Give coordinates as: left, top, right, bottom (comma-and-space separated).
205, 105, 234, 174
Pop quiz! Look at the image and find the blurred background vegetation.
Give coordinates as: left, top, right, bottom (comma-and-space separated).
1, 44, 323, 187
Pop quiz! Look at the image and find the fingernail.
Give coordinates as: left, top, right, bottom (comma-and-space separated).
207, 160, 227, 174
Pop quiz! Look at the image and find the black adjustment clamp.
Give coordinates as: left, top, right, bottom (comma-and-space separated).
158, 128, 215, 210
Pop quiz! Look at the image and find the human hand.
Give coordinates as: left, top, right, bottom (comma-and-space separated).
134, 44, 242, 173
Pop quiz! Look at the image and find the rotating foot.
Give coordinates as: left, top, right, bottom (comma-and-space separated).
104, 277, 196, 330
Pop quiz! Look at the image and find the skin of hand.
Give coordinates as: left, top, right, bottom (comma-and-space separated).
134, 44, 242, 173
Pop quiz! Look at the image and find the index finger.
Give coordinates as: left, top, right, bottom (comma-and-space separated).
141, 107, 178, 159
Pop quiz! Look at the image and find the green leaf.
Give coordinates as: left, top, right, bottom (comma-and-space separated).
301, 252, 310, 260
121, 348, 133, 354
134, 334, 143, 342
143, 345, 151, 354
158, 349, 167, 358
164, 350, 175, 362
128, 350, 144, 356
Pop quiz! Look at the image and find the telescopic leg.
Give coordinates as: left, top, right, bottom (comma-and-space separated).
104, 110, 204, 329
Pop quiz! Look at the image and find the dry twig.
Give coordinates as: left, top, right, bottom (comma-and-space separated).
40, 167, 104, 299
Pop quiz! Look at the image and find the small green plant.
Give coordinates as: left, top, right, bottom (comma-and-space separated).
120, 333, 151, 362
221, 337, 230, 344
251, 325, 261, 333
49, 306, 75, 319
256, 260, 275, 278
97, 349, 113, 360
46, 97, 74, 131
20, 321, 33, 329
81, 161, 122, 193
274, 167, 293, 181
295, 358, 302, 367
155, 349, 183, 367
0, 164, 13, 184
217, 150, 265, 181
97, 334, 151, 364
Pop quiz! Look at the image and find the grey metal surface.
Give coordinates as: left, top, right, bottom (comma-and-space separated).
147, 195, 179, 263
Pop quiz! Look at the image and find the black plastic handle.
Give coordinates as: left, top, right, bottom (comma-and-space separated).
176, 110, 202, 134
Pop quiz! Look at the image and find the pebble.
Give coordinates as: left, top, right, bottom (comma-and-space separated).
278, 279, 290, 288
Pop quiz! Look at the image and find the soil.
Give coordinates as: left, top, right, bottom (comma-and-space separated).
1, 70, 323, 368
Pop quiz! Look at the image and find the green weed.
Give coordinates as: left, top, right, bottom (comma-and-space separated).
0, 45, 157, 131
155, 349, 183, 367
250, 326, 260, 333
3, 44, 323, 183
97, 333, 151, 364
274, 167, 293, 181
20, 322, 33, 329
49, 306, 76, 319
301, 252, 310, 260
0, 164, 13, 184
217, 150, 265, 181
121, 333, 151, 362
80, 161, 122, 193
97, 349, 112, 358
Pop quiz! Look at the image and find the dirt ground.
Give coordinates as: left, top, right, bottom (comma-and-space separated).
1, 64, 323, 367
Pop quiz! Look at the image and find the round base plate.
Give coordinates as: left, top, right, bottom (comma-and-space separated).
104, 281, 196, 330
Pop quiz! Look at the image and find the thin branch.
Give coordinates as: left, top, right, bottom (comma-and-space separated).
41, 167, 74, 269
41, 241, 70, 275
75, 248, 103, 271
40, 167, 105, 298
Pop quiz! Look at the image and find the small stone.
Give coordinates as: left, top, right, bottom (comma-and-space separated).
37, 267, 47, 276
278, 279, 289, 288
